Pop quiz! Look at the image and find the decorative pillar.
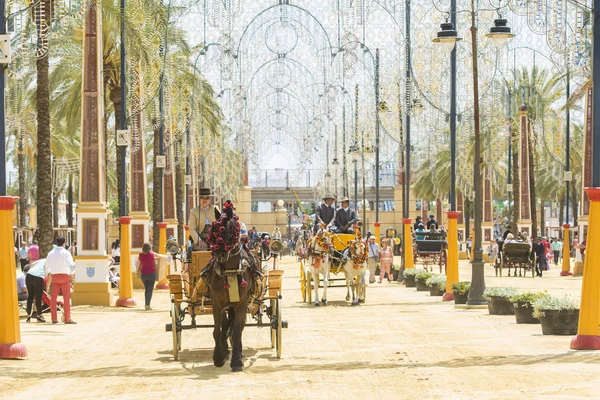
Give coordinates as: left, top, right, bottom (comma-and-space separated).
374, 222, 381, 246
72, 1, 112, 306
561, 224, 572, 276
116, 217, 136, 307
436, 198, 443, 228
570, 188, 600, 350
0, 197, 27, 359
156, 222, 169, 289
516, 105, 532, 236
482, 166, 494, 244
578, 86, 593, 250
403, 218, 414, 271
444, 211, 461, 302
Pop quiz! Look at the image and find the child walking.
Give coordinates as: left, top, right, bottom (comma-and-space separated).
379, 239, 394, 283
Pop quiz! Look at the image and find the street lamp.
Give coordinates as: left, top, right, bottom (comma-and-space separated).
434, 1, 516, 305
349, 143, 360, 214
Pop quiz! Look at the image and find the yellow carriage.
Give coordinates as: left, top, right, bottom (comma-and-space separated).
166, 250, 287, 361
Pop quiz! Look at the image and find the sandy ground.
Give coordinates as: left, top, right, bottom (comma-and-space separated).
1, 256, 598, 400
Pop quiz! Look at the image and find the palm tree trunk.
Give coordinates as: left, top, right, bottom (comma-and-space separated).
511, 127, 520, 233
17, 137, 27, 227
464, 198, 471, 242
175, 138, 184, 245
152, 121, 161, 252
36, 34, 53, 255
539, 198, 545, 237
528, 123, 537, 239
53, 191, 59, 229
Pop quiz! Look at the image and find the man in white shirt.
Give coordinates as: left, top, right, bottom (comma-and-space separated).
367, 236, 380, 284
46, 237, 76, 324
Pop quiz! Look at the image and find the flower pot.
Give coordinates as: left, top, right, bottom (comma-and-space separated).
539, 309, 579, 335
416, 277, 429, 291
487, 296, 515, 315
453, 290, 469, 305
513, 301, 539, 324
405, 275, 416, 287
429, 285, 445, 296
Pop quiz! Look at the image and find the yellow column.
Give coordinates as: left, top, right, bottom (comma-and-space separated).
155, 222, 169, 289
571, 188, 600, 350
444, 212, 461, 301
374, 222, 381, 246
560, 224, 572, 276
116, 217, 136, 307
0, 197, 27, 359
403, 218, 414, 270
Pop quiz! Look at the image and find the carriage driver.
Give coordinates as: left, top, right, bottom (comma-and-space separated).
187, 187, 219, 250
315, 194, 337, 233
334, 197, 357, 234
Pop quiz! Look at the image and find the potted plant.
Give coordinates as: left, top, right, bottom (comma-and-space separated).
415, 271, 433, 291
452, 281, 471, 305
509, 292, 550, 324
426, 275, 446, 296
533, 295, 580, 335
483, 287, 518, 315
403, 268, 419, 287
391, 265, 400, 281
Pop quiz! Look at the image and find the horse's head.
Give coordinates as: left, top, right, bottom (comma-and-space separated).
208, 200, 241, 265
352, 240, 366, 256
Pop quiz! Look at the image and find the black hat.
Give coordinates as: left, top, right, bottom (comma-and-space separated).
199, 187, 213, 197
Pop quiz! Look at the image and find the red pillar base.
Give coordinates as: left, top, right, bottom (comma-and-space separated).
442, 293, 455, 302
155, 283, 169, 290
0, 343, 27, 359
571, 335, 600, 350
560, 271, 573, 276
115, 298, 137, 307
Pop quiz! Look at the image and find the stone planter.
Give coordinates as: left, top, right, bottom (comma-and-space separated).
453, 290, 469, 305
539, 309, 579, 335
513, 301, 540, 324
416, 277, 429, 291
487, 296, 515, 315
429, 285, 445, 296
404, 275, 416, 287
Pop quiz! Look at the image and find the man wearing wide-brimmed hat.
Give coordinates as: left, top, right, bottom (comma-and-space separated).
188, 187, 219, 250
334, 197, 357, 234
315, 194, 337, 233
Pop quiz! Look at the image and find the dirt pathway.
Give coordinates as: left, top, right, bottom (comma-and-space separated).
1, 257, 597, 399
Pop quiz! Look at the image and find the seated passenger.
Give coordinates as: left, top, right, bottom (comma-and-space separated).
505, 233, 517, 243
415, 223, 427, 240
333, 198, 357, 234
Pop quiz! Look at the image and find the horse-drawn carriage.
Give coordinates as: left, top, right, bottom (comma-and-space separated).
494, 241, 535, 277
165, 244, 287, 369
413, 231, 447, 273
300, 226, 368, 306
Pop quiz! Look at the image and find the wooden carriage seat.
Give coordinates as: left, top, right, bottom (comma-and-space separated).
415, 240, 445, 253
184, 251, 212, 298
502, 242, 531, 261
331, 233, 355, 252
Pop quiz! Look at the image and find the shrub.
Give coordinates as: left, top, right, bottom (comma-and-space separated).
483, 287, 518, 300
415, 271, 434, 280
509, 291, 550, 304
452, 281, 471, 295
426, 274, 446, 289
404, 268, 423, 277
532, 294, 580, 319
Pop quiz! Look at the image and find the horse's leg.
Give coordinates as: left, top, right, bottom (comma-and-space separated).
321, 262, 329, 306
221, 309, 231, 358
230, 303, 246, 372
312, 268, 320, 306
351, 277, 358, 305
345, 269, 351, 302
212, 305, 226, 367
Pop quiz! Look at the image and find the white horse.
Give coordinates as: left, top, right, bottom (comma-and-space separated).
343, 240, 368, 306
308, 226, 332, 306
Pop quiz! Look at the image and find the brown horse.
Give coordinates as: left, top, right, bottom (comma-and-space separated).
208, 202, 255, 372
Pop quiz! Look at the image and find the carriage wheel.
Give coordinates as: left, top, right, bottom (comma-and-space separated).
305, 270, 312, 304
300, 261, 306, 302
276, 294, 283, 359
270, 299, 276, 349
171, 297, 181, 360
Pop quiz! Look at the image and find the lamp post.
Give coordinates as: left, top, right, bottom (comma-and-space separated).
434, 1, 515, 305
350, 143, 359, 214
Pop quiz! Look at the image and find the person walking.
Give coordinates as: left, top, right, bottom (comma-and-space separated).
18, 242, 29, 271
379, 239, 394, 283
46, 237, 76, 324
136, 242, 158, 310
367, 236, 380, 284
111, 239, 121, 265
551, 238, 562, 265
28, 240, 40, 263
25, 259, 47, 323
69, 240, 77, 257
534, 238, 546, 277
17, 266, 29, 302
